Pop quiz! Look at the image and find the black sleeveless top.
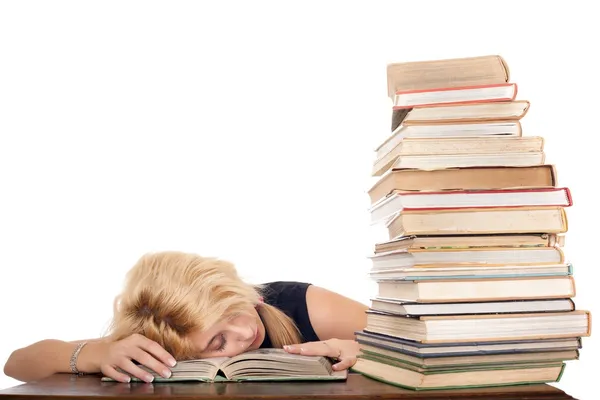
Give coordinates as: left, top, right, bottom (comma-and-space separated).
258, 281, 320, 348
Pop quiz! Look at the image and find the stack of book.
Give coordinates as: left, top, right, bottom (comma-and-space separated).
351, 55, 591, 391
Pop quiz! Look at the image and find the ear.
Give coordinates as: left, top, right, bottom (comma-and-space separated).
255, 296, 264, 307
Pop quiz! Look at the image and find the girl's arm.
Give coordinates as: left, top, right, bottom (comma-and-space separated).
3, 335, 176, 383
305, 284, 368, 340
4, 338, 106, 382
283, 284, 368, 370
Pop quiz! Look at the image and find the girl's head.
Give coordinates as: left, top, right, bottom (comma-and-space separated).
107, 251, 301, 360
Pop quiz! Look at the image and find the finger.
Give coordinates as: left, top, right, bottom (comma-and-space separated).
284, 343, 322, 356
283, 344, 303, 354
130, 347, 172, 379
300, 346, 329, 356
118, 359, 155, 383
333, 356, 357, 371
101, 365, 131, 383
132, 334, 177, 367
294, 342, 340, 358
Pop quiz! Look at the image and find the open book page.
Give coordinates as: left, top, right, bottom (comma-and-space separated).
101, 357, 229, 382
220, 348, 347, 381
100, 349, 347, 382
158, 357, 228, 381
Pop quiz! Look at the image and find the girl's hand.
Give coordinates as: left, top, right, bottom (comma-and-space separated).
283, 338, 360, 371
86, 334, 177, 383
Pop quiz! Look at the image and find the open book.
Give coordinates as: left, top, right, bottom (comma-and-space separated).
101, 349, 347, 382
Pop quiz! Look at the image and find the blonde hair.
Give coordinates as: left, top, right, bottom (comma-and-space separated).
107, 251, 302, 360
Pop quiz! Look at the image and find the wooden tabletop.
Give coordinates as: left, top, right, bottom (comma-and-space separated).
0, 373, 575, 400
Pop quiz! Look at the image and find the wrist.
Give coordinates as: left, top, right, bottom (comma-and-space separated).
74, 341, 105, 374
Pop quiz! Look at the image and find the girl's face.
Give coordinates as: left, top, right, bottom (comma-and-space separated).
188, 306, 266, 358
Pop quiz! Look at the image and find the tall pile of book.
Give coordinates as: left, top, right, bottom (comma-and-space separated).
351, 55, 591, 390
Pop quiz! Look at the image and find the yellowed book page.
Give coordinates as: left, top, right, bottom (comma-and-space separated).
387, 55, 510, 98
393, 207, 568, 236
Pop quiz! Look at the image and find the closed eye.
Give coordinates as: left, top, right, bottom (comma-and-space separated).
216, 333, 227, 352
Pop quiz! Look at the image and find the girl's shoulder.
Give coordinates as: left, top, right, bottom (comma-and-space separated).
260, 281, 312, 308
259, 281, 320, 342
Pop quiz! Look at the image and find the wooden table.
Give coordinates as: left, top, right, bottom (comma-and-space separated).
0, 373, 576, 400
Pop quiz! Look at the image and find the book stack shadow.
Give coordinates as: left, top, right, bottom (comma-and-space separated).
350, 55, 591, 390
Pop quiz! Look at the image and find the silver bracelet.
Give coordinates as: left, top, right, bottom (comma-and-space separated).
69, 342, 88, 374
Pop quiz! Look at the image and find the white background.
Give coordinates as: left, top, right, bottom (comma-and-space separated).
0, 1, 597, 398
